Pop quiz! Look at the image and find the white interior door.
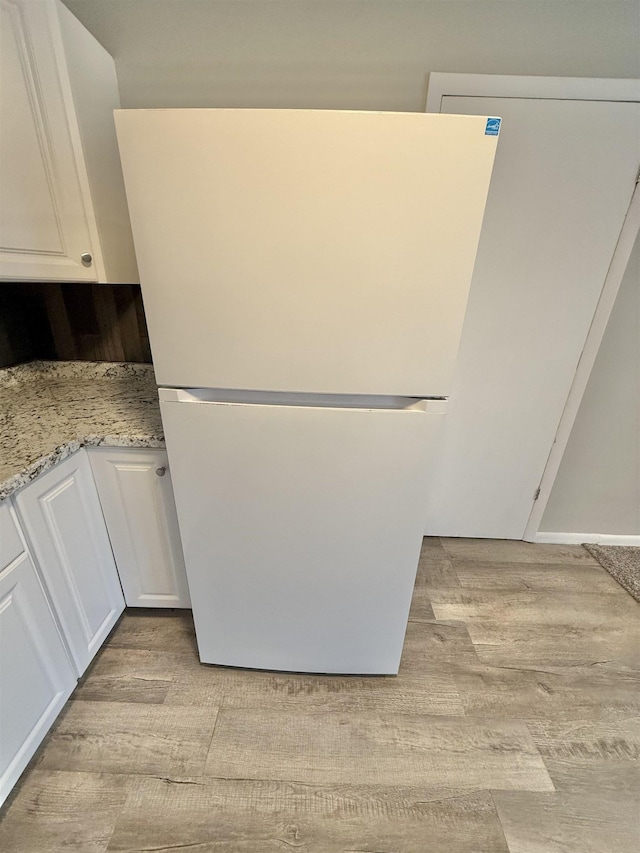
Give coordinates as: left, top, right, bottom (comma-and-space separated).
424, 76, 640, 539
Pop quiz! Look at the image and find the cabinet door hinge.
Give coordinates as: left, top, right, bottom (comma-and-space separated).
533, 487, 541, 501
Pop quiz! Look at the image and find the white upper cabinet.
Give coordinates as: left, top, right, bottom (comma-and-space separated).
0, 0, 138, 282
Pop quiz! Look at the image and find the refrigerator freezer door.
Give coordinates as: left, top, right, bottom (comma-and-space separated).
116, 109, 498, 397
159, 395, 445, 674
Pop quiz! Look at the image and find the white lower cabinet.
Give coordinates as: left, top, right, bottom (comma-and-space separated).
0, 503, 76, 807
88, 447, 190, 608
14, 450, 125, 675
1, 444, 188, 805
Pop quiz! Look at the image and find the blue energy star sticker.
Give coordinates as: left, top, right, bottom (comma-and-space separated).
485, 117, 501, 136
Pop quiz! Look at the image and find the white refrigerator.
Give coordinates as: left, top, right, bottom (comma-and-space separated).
115, 109, 499, 674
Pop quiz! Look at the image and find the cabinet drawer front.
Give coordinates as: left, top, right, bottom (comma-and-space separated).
14, 450, 125, 675
0, 502, 24, 570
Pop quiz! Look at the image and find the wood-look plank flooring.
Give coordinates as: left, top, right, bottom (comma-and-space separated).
1, 537, 639, 852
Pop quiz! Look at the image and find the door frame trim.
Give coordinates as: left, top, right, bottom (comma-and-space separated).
425, 73, 640, 112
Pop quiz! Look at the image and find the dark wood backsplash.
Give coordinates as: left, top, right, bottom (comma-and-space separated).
0, 283, 151, 368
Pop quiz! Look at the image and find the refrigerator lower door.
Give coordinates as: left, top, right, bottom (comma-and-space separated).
159, 390, 445, 674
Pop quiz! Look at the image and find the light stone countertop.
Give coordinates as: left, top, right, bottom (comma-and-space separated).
0, 361, 164, 501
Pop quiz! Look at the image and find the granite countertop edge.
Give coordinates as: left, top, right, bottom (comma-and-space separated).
0, 433, 166, 502
0, 360, 165, 502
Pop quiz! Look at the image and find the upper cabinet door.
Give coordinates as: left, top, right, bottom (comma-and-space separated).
0, 0, 96, 280
0, 0, 138, 283
116, 109, 498, 396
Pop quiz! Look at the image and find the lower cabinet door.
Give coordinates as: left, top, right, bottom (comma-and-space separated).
0, 546, 76, 806
88, 448, 190, 608
14, 450, 125, 675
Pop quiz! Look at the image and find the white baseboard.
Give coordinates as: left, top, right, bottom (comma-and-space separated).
534, 532, 640, 546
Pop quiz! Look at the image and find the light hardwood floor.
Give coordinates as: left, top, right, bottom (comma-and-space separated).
1, 538, 639, 852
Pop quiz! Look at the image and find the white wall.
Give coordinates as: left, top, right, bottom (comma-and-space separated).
541, 234, 640, 536
62, 1, 640, 110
